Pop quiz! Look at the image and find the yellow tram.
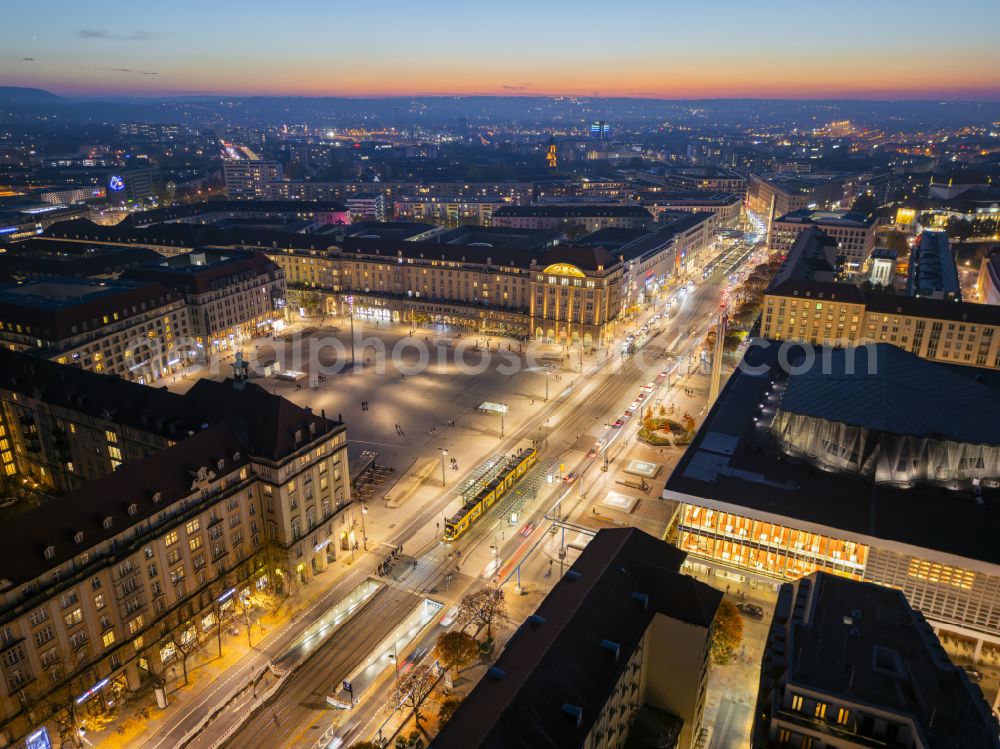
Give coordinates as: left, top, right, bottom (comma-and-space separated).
443, 448, 537, 542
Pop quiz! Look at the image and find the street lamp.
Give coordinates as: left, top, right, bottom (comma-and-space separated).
545, 370, 550, 402
346, 295, 356, 368
360, 503, 368, 550
439, 448, 448, 487
500, 403, 506, 438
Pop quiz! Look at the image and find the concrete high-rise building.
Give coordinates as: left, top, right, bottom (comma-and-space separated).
345, 192, 386, 222
223, 160, 283, 199
590, 120, 610, 140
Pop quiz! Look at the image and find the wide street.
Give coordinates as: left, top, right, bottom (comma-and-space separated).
132, 240, 754, 749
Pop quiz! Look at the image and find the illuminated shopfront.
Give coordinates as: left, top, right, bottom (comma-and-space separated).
677, 503, 868, 581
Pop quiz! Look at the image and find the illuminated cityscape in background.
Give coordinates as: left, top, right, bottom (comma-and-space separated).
1, 2, 1000, 748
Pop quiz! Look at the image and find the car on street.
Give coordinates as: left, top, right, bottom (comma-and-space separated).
439, 605, 459, 627
563, 472, 578, 484
736, 603, 764, 619
643, 382, 655, 391
612, 418, 625, 428
587, 447, 599, 458
628, 400, 641, 411
519, 522, 535, 537
636, 392, 647, 401
400, 646, 429, 673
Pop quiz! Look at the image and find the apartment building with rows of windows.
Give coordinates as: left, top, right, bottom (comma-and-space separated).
318, 238, 624, 346
768, 209, 877, 275
392, 195, 512, 227
0, 347, 202, 492
0, 278, 192, 384
123, 249, 284, 359
222, 159, 283, 199
261, 179, 536, 209
0, 373, 351, 748
747, 173, 846, 227
761, 279, 1000, 369
491, 204, 653, 233
752, 572, 999, 749
33, 215, 717, 346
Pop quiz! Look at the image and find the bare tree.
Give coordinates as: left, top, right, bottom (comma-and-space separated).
160, 620, 208, 686
457, 586, 509, 639
387, 663, 437, 726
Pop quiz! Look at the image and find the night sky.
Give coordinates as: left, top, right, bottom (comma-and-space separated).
3, 0, 1000, 99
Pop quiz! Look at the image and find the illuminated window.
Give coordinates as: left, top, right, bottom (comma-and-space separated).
63, 608, 83, 628
164, 531, 178, 547
791, 695, 803, 711
814, 702, 827, 719
836, 708, 850, 725
907, 559, 975, 589
102, 631, 115, 648
186, 519, 200, 534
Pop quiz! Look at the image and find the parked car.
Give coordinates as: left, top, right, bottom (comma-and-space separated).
612, 418, 625, 428
736, 603, 764, 619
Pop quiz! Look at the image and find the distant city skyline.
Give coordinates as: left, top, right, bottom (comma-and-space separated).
3, 0, 1000, 100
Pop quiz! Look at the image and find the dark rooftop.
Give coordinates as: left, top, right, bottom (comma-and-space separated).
432, 528, 721, 749
39, 219, 616, 273
0, 277, 181, 342
123, 249, 281, 295
493, 204, 652, 219
430, 225, 563, 252
768, 278, 1000, 327
123, 199, 348, 228
0, 242, 163, 284
778, 345, 1000, 444
769, 227, 840, 287
663, 341, 1000, 566
773, 572, 1000, 749
774, 208, 876, 228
